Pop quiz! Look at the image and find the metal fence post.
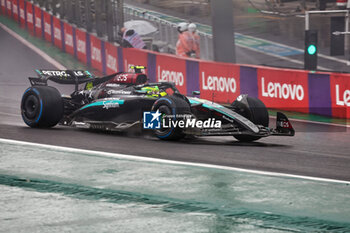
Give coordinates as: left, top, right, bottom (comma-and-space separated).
116, 0, 124, 33
67, 0, 74, 24
85, 0, 93, 32
59, 0, 66, 19
95, 0, 103, 37
75, 0, 82, 27
106, 0, 114, 41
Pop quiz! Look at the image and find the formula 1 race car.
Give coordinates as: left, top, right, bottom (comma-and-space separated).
21, 67, 295, 142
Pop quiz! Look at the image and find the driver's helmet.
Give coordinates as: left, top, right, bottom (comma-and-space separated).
141, 86, 167, 98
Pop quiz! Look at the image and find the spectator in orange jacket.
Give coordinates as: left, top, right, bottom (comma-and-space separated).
176, 22, 193, 57
188, 23, 200, 59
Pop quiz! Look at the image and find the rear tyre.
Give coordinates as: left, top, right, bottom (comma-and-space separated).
21, 86, 63, 128
232, 95, 269, 142
151, 95, 191, 140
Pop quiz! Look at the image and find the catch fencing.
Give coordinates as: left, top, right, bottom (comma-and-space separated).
20, 0, 214, 60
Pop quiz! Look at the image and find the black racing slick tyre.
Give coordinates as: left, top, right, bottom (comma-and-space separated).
151, 95, 191, 140
21, 86, 63, 128
232, 95, 269, 142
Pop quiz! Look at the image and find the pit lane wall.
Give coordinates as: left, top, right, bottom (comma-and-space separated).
1, 0, 350, 119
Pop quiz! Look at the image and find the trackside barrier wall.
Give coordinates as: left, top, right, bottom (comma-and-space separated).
1, 0, 350, 119
6, 0, 11, 16
12, 0, 18, 22
19, 0, 25, 28
33, 4, 42, 38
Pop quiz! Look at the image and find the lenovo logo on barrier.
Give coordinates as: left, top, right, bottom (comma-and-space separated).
77, 40, 86, 54
107, 54, 117, 71
157, 66, 184, 86
261, 77, 304, 101
27, 12, 33, 23
20, 8, 24, 19
201, 72, 237, 93
65, 34, 73, 47
92, 47, 101, 62
335, 85, 350, 107
35, 17, 41, 28
44, 22, 51, 35
54, 27, 61, 40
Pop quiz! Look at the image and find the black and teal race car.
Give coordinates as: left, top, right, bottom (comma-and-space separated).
21, 67, 295, 141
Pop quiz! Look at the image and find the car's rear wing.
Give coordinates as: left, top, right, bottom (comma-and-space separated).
29, 68, 146, 91
29, 69, 95, 90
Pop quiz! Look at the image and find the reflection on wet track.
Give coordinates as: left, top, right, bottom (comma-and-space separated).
1, 142, 350, 232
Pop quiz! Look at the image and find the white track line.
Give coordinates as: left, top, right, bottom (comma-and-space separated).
0, 22, 66, 69
1, 138, 349, 185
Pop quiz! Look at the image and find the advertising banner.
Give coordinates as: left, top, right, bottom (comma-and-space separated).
63, 22, 74, 56
90, 34, 103, 72
199, 61, 240, 103
122, 48, 148, 74
75, 28, 87, 64
156, 54, 187, 94
6, 0, 11, 17
34, 5, 42, 38
12, 0, 18, 21
52, 16, 63, 49
26, 1, 34, 33
330, 73, 350, 119
19, 0, 25, 28
257, 68, 309, 113
105, 42, 119, 74
43, 11, 52, 43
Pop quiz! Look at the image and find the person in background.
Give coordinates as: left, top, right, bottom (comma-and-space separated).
188, 23, 200, 59
175, 22, 192, 57
120, 27, 147, 49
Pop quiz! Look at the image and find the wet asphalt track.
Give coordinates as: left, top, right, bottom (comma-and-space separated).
1, 26, 350, 182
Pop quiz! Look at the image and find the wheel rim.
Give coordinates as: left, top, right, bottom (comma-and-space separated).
155, 105, 173, 136
24, 95, 40, 119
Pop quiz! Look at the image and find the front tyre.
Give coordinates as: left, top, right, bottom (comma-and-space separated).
21, 86, 63, 128
151, 95, 191, 140
232, 95, 269, 142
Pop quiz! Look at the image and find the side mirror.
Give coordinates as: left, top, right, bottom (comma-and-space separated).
192, 91, 200, 95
